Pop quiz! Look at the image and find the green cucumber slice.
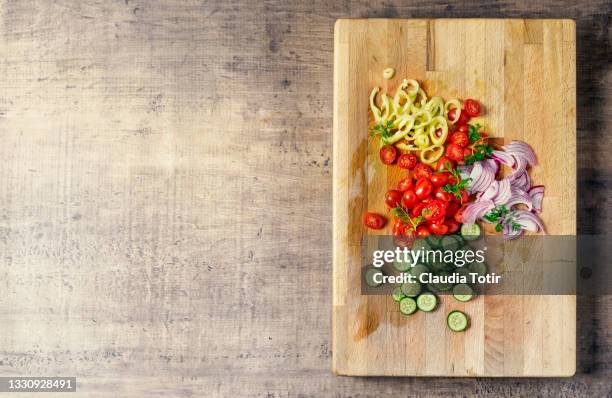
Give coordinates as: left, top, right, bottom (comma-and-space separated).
461, 223, 481, 240
393, 257, 412, 272
416, 293, 437, 312
447, 310, 469, 332
400, 281, 422, 297
454, 267, 471, 279
453, 283, 474, 302
391, 286, 405, 302
399, 297, 417, 315
411, 238, 431, 252
425, 235, 442, 249
440, 235, 462, 251
433, 271, 453, 291
364, 267, 383, 287
469, 261, 488, 277
410, 264, 430, 281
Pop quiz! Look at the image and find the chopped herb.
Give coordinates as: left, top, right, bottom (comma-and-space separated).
440, 164, 471, 202
390, 206, 424, 232
370, 120, 394, 141
468, 124, 481, 143
464, 143, 494, 165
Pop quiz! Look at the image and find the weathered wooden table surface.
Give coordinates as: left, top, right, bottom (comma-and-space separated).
0, 1, 609, 396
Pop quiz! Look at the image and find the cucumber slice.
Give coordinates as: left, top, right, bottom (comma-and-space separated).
391, 286, 405, 302
425, 235, 442, 249
364, 267, 383, 287
426, 282, 439, 293
393, 258, 412, 272
453, 283, 474, 302
461, 223, 481, 240
400, 281, 422, 297
447, 310, 469, 332
410, 264, 430, 281
416, 293, 437, 312
440, 235, 462, 251
469, 261, 488, 277
411, 238, 431, 252
399, 297, 417, 315
433, 271, 453, 291
454, 267, 471, 279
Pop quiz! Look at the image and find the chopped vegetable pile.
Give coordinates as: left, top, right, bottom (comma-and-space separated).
363, 76, 547, 330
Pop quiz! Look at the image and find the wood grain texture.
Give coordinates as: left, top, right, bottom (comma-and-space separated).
0, 0, 610, 396
333, 18, 576, 377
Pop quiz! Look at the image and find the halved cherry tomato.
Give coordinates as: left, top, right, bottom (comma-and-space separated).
421, 199, 446, 222
450, 132, 469, 147
445, 202, 460, 218
385, 190, 402, 208
397, 153, 417, 169
413, 163, 433, 180
434, 187, 454, 202
393, 219, 406, 236
457, 124, 469, 134
379, 145, 397, 165
445, 143, 464, 162
457, 109, 470, 125
430, 173, 448, 187
453, 189, 469, 204
464, 99, 481, 117
401, 190, 418, 209
428, 221, 449, 235
397, 176, 413, 192
414, 178, 433, 200
445, 219, 460, 234
411, 202, 426, 218
416, 225, 431, 237
363, 212, 386, 229
435, 156, 454, 172
454, 205, 467, 224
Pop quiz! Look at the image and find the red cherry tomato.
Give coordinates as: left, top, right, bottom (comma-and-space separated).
421, 199, 446, 222
453, 190, 469, 204
445, 219, 460, 234
411, 202, 426, 218
379, 145, 397, 165
430, 173, 448, 187
385, 190, 402, 208
457, 109, 470, 125
428, 222, 449, 235
397, 153, 418, 169
464, 99, 481, 117
463, 147, 472, 158
447, 108, 458, 122
445, 143, 464, 162
416, 225, 431, 237
397, 177, 413, 192
454, 205, 467, 224
401, 190, 418, 209
450, 132, 469, 147
414, 178, 433, 200
445, 202, 460, 218
363, 212, 386, 229
435, 156, 455, 172
393, 219, 406, 236
457, 124, 469, 134
413, 163, 433, 180
434, 187, 454, 202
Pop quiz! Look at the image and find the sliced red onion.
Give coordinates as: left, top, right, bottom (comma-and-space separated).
503, 223, 523, 240
493, 178, 511, 205
484, 158, 499, 175
506, 188, 533, 210
480, 181, 499, 201
458, 165, 472, 180
529, 185, 545, 213
462, 200, 495, 224
512, 210, 545, 233
491, 150, 515, 167
510, 171, 531, 192
504, 141, 537, 166
469, 160, 496, 193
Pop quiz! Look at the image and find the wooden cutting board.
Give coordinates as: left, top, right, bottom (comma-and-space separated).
332, 19, 576, 377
